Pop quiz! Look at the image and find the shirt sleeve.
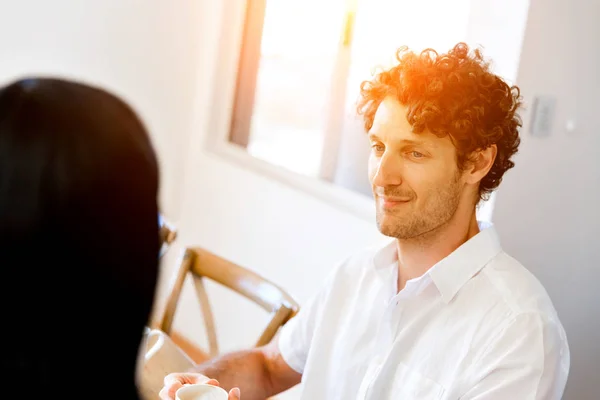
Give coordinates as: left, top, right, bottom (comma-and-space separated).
460, 312, 570, 400
277, 262, 342, 374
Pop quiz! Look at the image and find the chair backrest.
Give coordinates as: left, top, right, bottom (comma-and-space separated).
158, 247, 299, 358
158, 214, 177, 258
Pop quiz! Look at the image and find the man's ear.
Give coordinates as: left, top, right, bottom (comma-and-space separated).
464, 144, 497, 185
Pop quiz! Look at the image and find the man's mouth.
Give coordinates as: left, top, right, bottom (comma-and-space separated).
379, 197, 411, 208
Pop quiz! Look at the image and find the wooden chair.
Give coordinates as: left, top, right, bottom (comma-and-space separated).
158, 214, 177, 258
157, 247, 299, 361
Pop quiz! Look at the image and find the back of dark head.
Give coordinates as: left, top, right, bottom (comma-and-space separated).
0, 77, 160, 397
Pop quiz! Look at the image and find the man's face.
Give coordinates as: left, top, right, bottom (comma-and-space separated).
368, 96, 467, 239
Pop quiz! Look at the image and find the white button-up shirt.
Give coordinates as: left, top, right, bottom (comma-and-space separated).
278, 222, 569, 399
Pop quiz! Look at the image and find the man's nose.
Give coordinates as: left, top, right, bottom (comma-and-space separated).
373, 152, 403, 187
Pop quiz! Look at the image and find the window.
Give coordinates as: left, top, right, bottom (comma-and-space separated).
229, 0, 350, 178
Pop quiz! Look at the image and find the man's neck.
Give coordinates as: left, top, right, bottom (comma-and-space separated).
395, 211, 480, 291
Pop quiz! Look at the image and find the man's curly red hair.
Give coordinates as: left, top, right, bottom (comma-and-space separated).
357, 42, 523, 201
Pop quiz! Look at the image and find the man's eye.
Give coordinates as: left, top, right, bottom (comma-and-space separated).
372, 144, 385, 152
411, 151, 424, 158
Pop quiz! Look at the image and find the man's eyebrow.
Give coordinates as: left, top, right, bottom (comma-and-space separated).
399, 138, 438, 148
367, 132, 439, 148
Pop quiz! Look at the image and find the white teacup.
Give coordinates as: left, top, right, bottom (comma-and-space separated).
176, 384, 229, 400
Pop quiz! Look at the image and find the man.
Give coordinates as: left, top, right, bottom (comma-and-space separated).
160, 43, 570, 400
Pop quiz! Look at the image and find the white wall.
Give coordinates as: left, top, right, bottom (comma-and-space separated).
493, 0, 600, 398
465, 0, 530, 84
0, 0, 203, 218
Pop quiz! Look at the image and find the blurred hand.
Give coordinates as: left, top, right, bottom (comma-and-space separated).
159, 373, 240, 400
159, 372, 207, 400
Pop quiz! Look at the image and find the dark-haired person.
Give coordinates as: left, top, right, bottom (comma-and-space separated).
0, 77, 161, 399
160, 43, 570, 400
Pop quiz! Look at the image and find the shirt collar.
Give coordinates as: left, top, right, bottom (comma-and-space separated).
372, 221, 502, 303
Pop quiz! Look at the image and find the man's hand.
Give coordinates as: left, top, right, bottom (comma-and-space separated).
157, 338, 300, 399
158, 373, 241, 400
